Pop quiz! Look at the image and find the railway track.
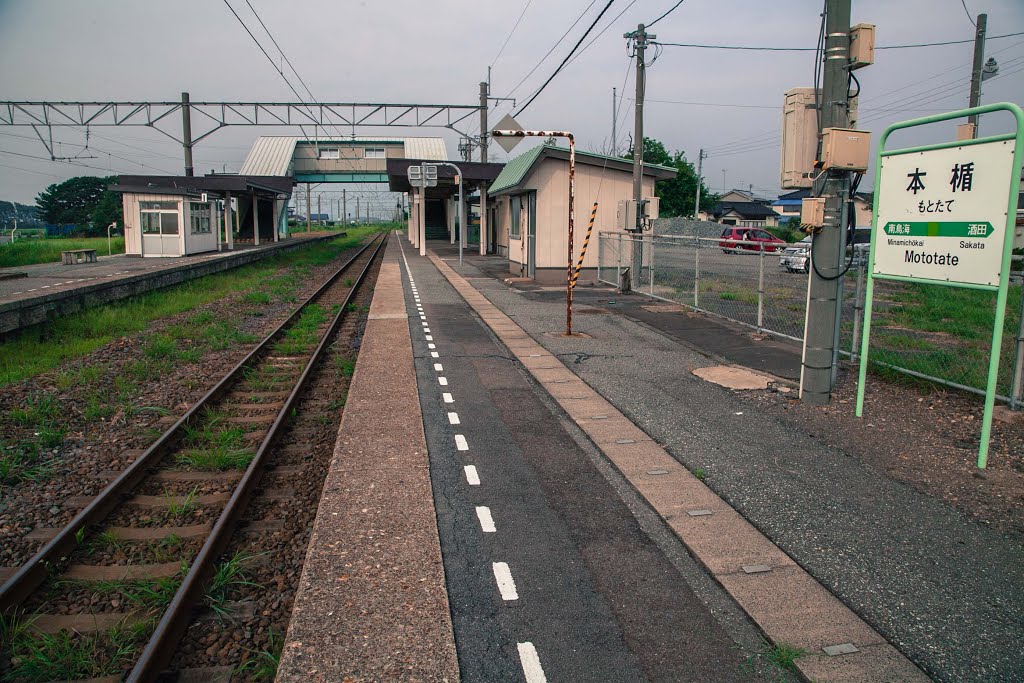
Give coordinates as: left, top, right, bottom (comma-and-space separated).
0, 232, 387, 682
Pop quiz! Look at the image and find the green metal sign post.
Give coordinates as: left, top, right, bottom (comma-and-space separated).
856, 102, 1024, 469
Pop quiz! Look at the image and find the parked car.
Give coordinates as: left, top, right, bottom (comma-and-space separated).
719, 227, 786, 253
779, 236, 811, 273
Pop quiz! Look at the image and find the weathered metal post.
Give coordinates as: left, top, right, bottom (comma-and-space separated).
757, 245, 765, 332
694, 238, 701, 308
850, 257, 866, 361
180, 92, 194, 177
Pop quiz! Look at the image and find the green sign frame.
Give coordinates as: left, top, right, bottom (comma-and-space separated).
856, 102, 1024, 469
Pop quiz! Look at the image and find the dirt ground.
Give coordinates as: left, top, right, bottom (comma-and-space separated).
739, 368, 1024, 541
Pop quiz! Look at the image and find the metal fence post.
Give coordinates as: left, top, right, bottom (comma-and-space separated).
1011, 280, 1024, 410
757, 245, 765, 332
694, 238, 700, 308
616, 235, 622, 287
598, 233, 603, 284
851, 257, 866, 362
649, 235, 654, 295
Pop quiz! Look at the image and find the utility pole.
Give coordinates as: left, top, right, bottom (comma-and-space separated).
317, 194, 321, 228
305, 183, 311, 233
624, 23, 653, 290
181, 92, 194, 177
693, 148, 706, 218
480, 81, 489, 162
968, 13, 988, 137
356, 196, 360, 224
800, 0, 853, 405
342, 189, 347, 224
612, 87, 617, 156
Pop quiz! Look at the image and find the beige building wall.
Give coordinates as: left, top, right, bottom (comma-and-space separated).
291, 141, 402, 174
122, 193, 184, 256
506, 157, 654, 276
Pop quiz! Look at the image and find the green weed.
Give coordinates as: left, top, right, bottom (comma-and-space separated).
236, 627, 283, 680
205, 552, 264, 618
164, 486, 200, 522
2, 618, 145, 682
0, 441, 52, 485
693, 467, 706, 481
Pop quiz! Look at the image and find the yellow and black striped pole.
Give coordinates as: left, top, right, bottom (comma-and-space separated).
571, 201, 598, 289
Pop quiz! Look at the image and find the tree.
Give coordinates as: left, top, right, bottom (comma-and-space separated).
35, 175, 120, 235
624, 137, 718, 218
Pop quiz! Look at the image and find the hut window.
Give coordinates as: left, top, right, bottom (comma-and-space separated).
140, 201, 179, 235
364, 147, 386, 159
318, 148, 340, 159
189, 202, 212, 234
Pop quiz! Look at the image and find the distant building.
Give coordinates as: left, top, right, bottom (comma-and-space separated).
702, 201, 780, 228
771, 188, 873, 227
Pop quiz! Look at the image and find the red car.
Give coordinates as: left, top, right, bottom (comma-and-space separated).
719, 226, 786, 253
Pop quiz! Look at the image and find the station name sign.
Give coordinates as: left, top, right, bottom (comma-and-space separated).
872, 139, 1016, 287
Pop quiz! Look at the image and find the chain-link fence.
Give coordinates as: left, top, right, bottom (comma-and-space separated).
597, 231, 1024, 408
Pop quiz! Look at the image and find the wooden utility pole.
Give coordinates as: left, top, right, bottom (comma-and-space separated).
624, 24, 653, 290
694, 148, 706, 218
480, 81, 489, 162
800, 0, 852, 405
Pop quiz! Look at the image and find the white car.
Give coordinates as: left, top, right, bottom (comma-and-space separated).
779, 237, 811, 273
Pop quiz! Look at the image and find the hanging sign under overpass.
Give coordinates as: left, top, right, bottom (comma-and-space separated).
872, 138, 1016, 287
856, 102, 1024, 471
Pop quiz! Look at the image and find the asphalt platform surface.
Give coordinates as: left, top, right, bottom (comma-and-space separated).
399, 239, 794, 682
430, 242, 1024, 683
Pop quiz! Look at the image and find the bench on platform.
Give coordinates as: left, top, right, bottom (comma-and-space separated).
61, 249, 97, 265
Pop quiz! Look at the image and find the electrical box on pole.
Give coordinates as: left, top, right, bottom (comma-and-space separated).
643, 197, 660, 220
820, 128, 871, 171
617, 199, 638, 230
848, 24, 876, 69
780, 87, 860, 189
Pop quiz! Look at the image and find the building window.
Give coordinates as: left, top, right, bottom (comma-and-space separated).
318, 147, 340, 160
364, 147, 386, 159
510, 196, 521, 239
140, 201, 180, 235
189, 202, 212, 235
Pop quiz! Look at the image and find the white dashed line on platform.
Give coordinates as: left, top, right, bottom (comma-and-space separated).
476, 506, 496, 533
517, 643, 548, 683
431, 351, 440, 358
443, 392, 454, 403
447, 411, 460, 424
492, 562, 519, 601
425, 335, 433, 341
439, 376, 449, 386
434, 363, 444, 372
454, 434, 468, 450
464, 465, 480, 486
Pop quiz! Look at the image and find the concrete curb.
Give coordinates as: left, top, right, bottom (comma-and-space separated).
427, 250, 929, 683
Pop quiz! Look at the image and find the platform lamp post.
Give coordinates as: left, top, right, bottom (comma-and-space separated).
492, 123, 576, 336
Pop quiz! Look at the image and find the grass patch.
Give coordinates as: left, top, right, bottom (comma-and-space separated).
0, 236, 126, 268
0, 227, 380, 386
1, 615, 147, 682
164, 485, 200, 523
762, 642, 807, 672
693, 467, 706, 481
335, 355, 356, 378
273, 303, 327, 356
0, 441, 52, 485
205, 552, 263, 618
236, 627, 283, 681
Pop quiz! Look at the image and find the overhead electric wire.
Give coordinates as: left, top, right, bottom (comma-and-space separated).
563, 0, 638, 70
491, 0, 534, 68
960, 0, 977, 27
515, 0, 618, 116
645, 0, 684, 28
652, 30, 1024, 52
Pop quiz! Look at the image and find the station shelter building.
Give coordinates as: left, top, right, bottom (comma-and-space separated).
386, 159, 504, 246
487, 144, 676, 283
113, 175, 294, 258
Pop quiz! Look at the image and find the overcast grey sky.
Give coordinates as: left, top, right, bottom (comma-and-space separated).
0, 0, 1022, 206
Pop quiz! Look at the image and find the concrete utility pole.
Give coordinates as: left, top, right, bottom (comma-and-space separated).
356, 196, 360, 224
480, 81, 489, 162
612, 87, 617, 156
305, 184, 311, 232
342, 189, 347, 223
800, 0, 853, 405
694, 148, 706, 218
181, 92, 194, 177
317, 195, 321, 227
968, 13, 988, 137
625, 23, 653, 290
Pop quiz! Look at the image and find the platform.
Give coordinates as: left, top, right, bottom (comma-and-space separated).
0, 234, 335, 335
280, 234, 1024, 682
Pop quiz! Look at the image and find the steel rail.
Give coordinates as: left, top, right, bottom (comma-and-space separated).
129, 231, 388, 680
0, 233, 385, 613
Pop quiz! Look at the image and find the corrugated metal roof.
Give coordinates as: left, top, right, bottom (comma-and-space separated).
239, 136, 299, 176
404, 138, 447, 160
489, 144, 545, 194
